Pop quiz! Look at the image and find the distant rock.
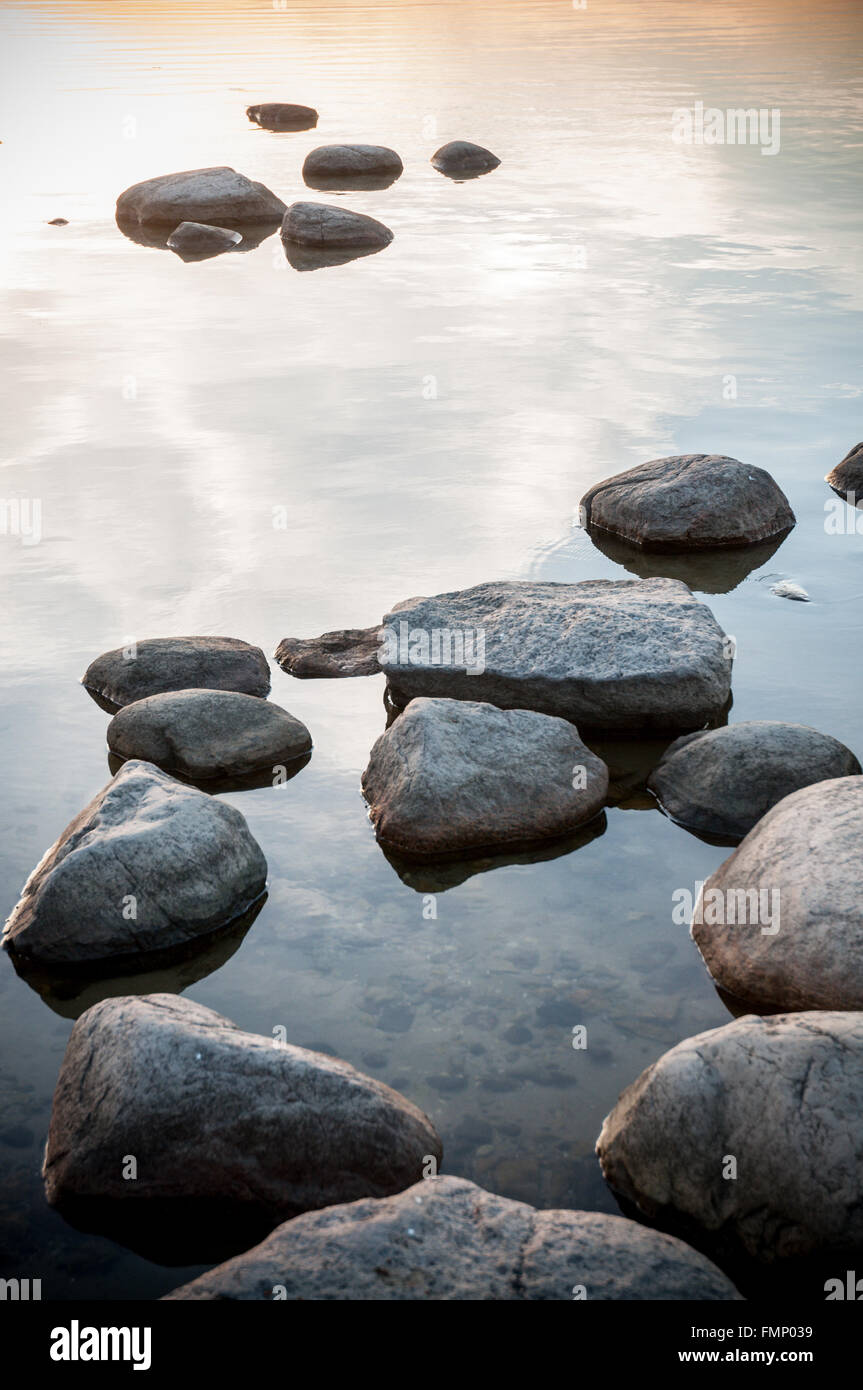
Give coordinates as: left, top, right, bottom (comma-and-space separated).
363, 697, 608, 858
770, 580, 810, 601
82, 636, 270, 711
281, 201, 393, 251
690, 775, 863, 1012
44, 993, 441, 1263
648, 721, 860, 842
302, 144, 403, 186
107, 689, 312, 781
246, 102, 319, 130
116, 167, 286, 226
1, 762, 267, 972
275, 627, 383, 678
826, 441, 863, 502
166, 221, 242, 259
47, 217, 68, 226
580, 454, 795, 552
379, 578, 732, 733
164, 1174, 740, 1300
431, 141, 501, 176
597, 1012, 863, 1284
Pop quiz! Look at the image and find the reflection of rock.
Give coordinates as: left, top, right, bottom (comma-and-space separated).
597, 1012, 863, 1294
2, 761, 267, 975
44, 994, 442, 1266
116, 167, 286, 226
165, 221, 242, 261
8, 899, 263, 1020
281, 201, 394, 252
82, 635, 270, 711
691, 776, 863, 1012
585, 732, 679, 806
302, 144, 403, 189
246, 102, 318, 131
649, 721, 860, 843
363, 697, 608, 858
164, 1175, 740, 1300
380, 812, 607, 893
107, 689, 311, 782
826, 441, 863, 502
431, 141, 501, 177
275, 627, 383, 677
107, 750, 310, 795
116, 219, 277, 255
586, 527, 786, 595
282, 242, 387, 272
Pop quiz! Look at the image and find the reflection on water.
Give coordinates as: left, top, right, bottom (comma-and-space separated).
584, 527, 788, 595
0, 0, 862, 1300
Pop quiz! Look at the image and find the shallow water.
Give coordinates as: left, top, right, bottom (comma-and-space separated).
1, 0, 862, 1297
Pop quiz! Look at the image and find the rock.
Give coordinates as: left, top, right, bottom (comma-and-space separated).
281, 201, 393, 251
164, 1174, 740, 1300
275, 627, 382, 678
770, 579, 810, 601
47, 217, 68, 226
302, 144, 403, 185
648, 721, 860, 842
116, 167, 286, 227
379, 578, 732, 733
597, 1012, 863, 1283
826, 441, 863, 502
43, 993, 441, 1263
1, 761, 267, 972
246, 102, 318, 130
690, 775, 863, 1011
362, 697, 608, 858
580, 454, 795, 552
431, 141, 501, 176
165, 221, 242, 259
82, 635, 270, 711
106, 689, 312, 781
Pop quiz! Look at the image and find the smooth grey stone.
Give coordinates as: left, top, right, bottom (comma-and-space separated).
43, 994, 441, 1264
281, 201, 393, 250
166, 221, 242, 259
826, 441, 863, 501
246, 102, 318, 129
362, 697, 608, 858
580, 453, 795, 552
164, 1174, 740, 1300
648, 721, 860, 842
82, 635, 270, 711
431, 141, 501, 175
116, 167, 286, 226
1, 761, 267, 971
302, 144, 403, 181
691, 775, 863, 1011
597, 1012, 863, 1273
275, 627, 382, 678
379, 578, 732, 733
107, 689, 311, 781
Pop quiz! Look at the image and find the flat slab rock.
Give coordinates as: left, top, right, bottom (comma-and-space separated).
82, 635, 270, 710
380, 578, 732, 733
580, 454, 796, 552
44, 994, 441, 1263
107, 689, 312, 780
648, 720, 860, 842
362, 697, 609, 858
826, 441, 863, 501
691, 775, 863, 1011
597, 1012, 863, 1273
275, 627, 383, 678
431, 141, 501, 174
164, 1174, 740, 1300
1, 761, 267, 971
281, 202, 393, 250
302, 145, 403, 178
116, 167, 286, 226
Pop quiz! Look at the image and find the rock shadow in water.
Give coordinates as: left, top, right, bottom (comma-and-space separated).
115, 216, 279, 259
586, 528, 788, 595
302, 171, 402, 193
282, 241, 390, 272
107, 748, 311, 795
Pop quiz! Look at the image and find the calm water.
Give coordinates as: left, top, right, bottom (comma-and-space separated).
1, 0, 862, 1298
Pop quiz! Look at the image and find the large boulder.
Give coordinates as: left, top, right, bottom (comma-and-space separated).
580, 454, 795, 552
826, 441, 863, 502
246, 102, 318, 130
1, 762, 267, 972
82, 635, 270, 711
648, 721, 860, 842
165, 221, 242, 260
275, 627, 383, 678
107, 689, 312, 781
302, 144, 403, 183
43, 994, 441, 1264
362, 697, 608, 858
690, 775, 863, 1011
164, 1174, 740, 1300
379, 578, 732, 733
281, 201, 393, 251
116, 167, 286, 226
431, 141, 501, 176
597, 1012, 863, 1286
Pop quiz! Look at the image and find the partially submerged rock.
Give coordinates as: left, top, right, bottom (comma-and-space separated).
43, 994, 441, 1263
690, 775, 863, 1011
362, 697, 608, 859
82, 635, 270, 711
281, 201, 393, 251
302, 144, 403, 187
275, 627, 382, 678
116, 167, 286, 226
1, 762, 267, 973
379, 578, 732, 733
648, 721, 860, 842
580, 454, 795, 552
431, 141, 501, 177
166, 221, 242, 260
597, 1012, 863, 1287
246, 102, 318, 130
164, 1174, 740, 1300
107, 689, 312, 781
770, 579, 810, 601
47, 217, 68, 226
826, 441, 863, 502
